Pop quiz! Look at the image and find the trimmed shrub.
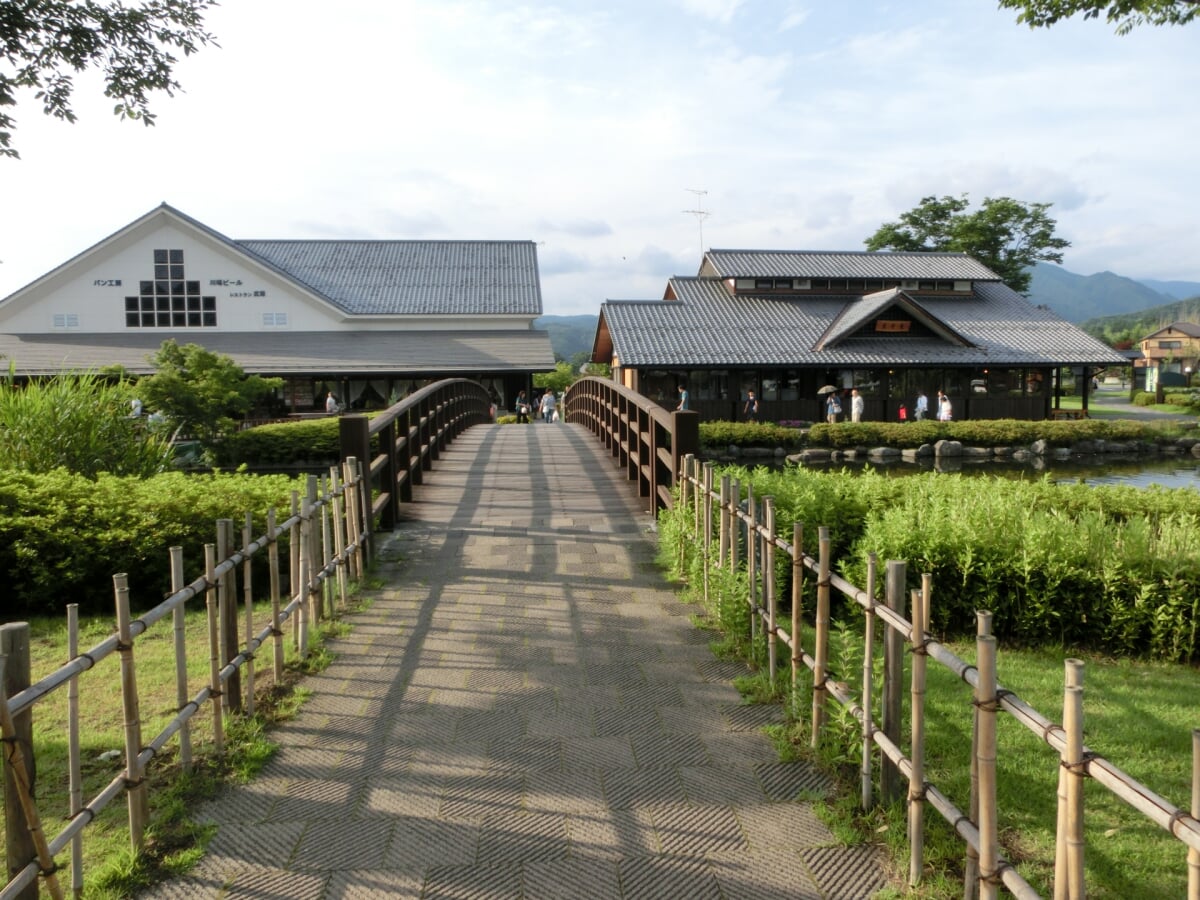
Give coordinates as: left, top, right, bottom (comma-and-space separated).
0, 469, 302, 616
213, 418, 344, 466
699, 421, 804, 448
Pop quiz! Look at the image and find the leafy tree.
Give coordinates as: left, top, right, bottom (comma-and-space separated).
864, 194, 1069, 294
0, 0, 217, 158
533, 361, 576, 396
138, 340, 282, 446
999, 0, 1199, 34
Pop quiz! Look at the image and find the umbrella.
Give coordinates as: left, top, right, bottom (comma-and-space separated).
817, 384, 839, 395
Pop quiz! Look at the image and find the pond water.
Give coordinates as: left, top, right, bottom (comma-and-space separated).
743, 455, 1200, 491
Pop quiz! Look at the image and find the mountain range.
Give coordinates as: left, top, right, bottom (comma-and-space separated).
536, 264, 1200, 362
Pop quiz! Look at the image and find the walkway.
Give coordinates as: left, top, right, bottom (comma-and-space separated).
144, 423, 887, 899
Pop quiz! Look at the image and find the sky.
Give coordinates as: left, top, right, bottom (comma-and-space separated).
0, 1, 1197, 316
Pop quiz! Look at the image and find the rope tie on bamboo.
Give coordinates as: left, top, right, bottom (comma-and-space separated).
910, 781, 930, 802
971, 696, 1003, 713
37, 860, 60, 877
77, 649, 98, 668
123, 775, 147, 789
270, 626, 284, 637
907, 637, 931, 656
114, 638, 132, 651
1060, 750, 1096, 776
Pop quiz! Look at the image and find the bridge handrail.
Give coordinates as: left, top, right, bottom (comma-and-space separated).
338, 378, 492, 535
563, 376, 698, 512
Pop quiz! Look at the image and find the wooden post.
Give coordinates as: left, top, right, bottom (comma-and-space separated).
764, 497, 777, 689
908, 581, 930, 887
306, 476, 321, 625
881, 559, 907, 803
204, 543, 225, 755
811, 526, 831, 750
861, 553, 877, 812
354, 457, 373, 569
216, 519, 241, 714
1062, 657, 1086, 900
702, 462, 714, 610
791, 523, 803, 710
976, 611, 999, 900
340, 460, 360, 583
169, 548, 193, 773
719, 474, 730, 569
297, 495, 311, 657
67, 605, 83, 897
2, 622, 40, 900
112, 574, 148, 850
241, 513, 256, 717
320, 478, 335, 616
1190, 729, 1199, 900
267, 508, 284, 683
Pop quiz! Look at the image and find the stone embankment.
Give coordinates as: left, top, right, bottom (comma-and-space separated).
786, 434, 1200, 467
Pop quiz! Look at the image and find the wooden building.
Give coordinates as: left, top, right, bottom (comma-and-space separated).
591, 249, 1127, 422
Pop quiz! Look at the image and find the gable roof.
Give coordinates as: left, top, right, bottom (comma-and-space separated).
1141, 321, 1200, 340
814, 288, 973, 351
236, 240, 542, 316
598, 277, 1126, 368
0, 204, 544, 319
701, 249, 1000, 281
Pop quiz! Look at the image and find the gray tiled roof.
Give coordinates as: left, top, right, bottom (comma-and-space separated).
237, 240, 544, 316
601, 278, 1127, 368
0, 330, 554, 377
703, 249, 1000, 281
817, 289, 972, 350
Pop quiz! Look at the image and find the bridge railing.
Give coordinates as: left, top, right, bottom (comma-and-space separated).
673, 456, 1200, 900
338, 378, 492, 537
1, 467, 369, 900
563, 376, 698, 512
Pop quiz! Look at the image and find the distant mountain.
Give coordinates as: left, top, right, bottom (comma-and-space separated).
1134, 278, 1200, 301
1027, 263, 1175, 323
534, 314, 598, 363
1080, 297, 1200, 337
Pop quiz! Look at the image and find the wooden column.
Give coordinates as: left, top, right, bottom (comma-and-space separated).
2, 622, 37, 900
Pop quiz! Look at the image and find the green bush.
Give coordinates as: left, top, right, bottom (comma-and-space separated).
663, 467, 1200, 662
1133, 391, 1157, 407
213, 418, 344, 466
808, 417, 1165, 448
699, 421, 804, 448
0, 469, 302, 616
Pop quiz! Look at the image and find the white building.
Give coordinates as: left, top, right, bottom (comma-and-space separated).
0, 204, 554, 411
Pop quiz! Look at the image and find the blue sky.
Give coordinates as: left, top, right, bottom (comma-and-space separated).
0, 0, 1196, 315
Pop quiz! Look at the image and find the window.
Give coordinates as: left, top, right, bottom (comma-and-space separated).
52, 313, 79, 329
126, 250, 216, 328
263, 312, 288, 327
1159, 340, 1182, 349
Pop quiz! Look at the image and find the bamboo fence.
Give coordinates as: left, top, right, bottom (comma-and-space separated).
681, 455, 1200, 900
0, 459, 369, 900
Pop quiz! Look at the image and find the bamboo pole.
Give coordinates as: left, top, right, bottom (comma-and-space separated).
216, 519, 241, 714
811, 526, 831, 750
204, 543, 225, 755
702, 462, 714, 610
881, 559, 907, 804
729, 479, 740, 573
329, 467, 349, 609
791, 522, 804, 712
342, 458, 362, 582
241, 513, 256, 717
1190, 729, 1199, 900
1054, 661, 1084, 900
289, 490, 302, 648
112, 574, 148, 850
976, 611, 999, 900
908, 581, 930, 887
764, 497, 777, 689
297, 494, 311, 657
747, 485, 757, 645
306, 475, 321, 625
1063, 657, 1086, 900
353, 456, 373, 570
267, 508, 284, 682
0, 636, 64, 900
719, 474, 730, 569
168, 548, 193, 774
861, 553, 877, 812
67, 604, 83, 898
965, 609, 987, 900
320, 475, 335, 617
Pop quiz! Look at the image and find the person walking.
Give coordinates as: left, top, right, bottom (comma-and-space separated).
937, 390, 952, 422
915, 390, 928, 421
850, 389, 864, 423
743, 389, 759, 422
825, 391, 841, 424
325, 392, 338, 414
676, 383, 689, 411
515, 390, 530, 424
540, 388, 557, 423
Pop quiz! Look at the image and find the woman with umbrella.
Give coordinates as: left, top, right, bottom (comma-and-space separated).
818, 384, 841, 423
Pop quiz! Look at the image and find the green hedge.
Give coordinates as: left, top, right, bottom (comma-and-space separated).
666, 466, 1200, 662
213, 418, 344, 466
806, 417, 1165, 449
699, 421, 804, 448
0, 469, 301, 616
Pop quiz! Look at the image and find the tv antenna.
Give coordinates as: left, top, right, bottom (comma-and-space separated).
682, 188, 710, 252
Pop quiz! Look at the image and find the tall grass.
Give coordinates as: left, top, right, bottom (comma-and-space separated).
0, 368, 172, 477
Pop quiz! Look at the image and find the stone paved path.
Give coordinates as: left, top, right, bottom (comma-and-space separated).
143, 423, 888, 899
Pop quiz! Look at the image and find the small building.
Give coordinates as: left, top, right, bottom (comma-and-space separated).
1138, 322, 1200, 388
591, 249, 1126, 422
0, 204, 554, 413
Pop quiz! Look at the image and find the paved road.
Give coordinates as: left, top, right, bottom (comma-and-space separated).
143, 423, 887, 899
